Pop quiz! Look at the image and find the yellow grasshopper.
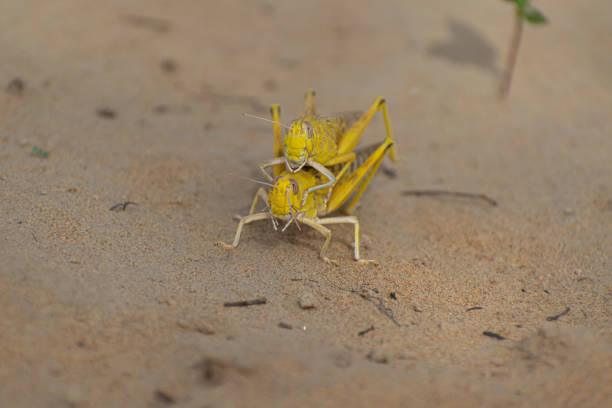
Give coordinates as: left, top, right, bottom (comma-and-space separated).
252, 90, 397, 204
217, 134, 396, 265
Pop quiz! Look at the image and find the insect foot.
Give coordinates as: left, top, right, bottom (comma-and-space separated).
357, 259, 379, 266
215, 241, 236, 250
321, 257, 339, 266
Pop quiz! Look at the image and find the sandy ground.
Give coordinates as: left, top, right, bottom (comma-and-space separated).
1, 0, 611, 406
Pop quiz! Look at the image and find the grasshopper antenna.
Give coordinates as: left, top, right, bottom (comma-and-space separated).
227, 173, 275, 187
227, 173, 279, 230
243, 113, 291, 129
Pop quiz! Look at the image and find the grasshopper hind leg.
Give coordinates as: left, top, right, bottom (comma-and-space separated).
270, 104, 284, 177
299, 217, 338, 266
302, 89, 316, 117
341, 145, 388, 216
318, 216, 378, 265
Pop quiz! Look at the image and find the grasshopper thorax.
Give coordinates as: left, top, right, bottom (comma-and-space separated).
284, 120, 314, 171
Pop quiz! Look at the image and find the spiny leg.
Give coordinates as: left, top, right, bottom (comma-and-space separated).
327, 152, 356, 185
270, 104, 284, 177
326, 138, 394, 213
216, 212, 270, 250
216, 188, 270, 249
337, 97, 397, 162
299, 217, 338, 266
319, 154, 356, 203
302, 89, 316, 117
318, 216, 377, 265
342, 146, 387, 215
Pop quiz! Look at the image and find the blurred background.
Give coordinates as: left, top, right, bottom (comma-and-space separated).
1, 1, 610, 407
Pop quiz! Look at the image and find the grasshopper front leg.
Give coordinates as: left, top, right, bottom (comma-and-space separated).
216, 188, 270, 250
259, 157, 284, 182
261, 158, 337, 207
301, 152, 357, 205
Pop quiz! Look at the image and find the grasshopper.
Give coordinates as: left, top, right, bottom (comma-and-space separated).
217, 133, 396, 265
253, 90, 397, 204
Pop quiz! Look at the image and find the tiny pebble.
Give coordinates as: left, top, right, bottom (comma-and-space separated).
298, 291, 317, 309
96, 108, 116, 119
155, 380, 187, 404
367, 348, 388, 364
158, 297, 176, 306
176, 318, 215, 335
490, 356, 505, 366
160, 58, 178, 73
563, 208, 575, 215
263, 78, 278, 92
6, 77, 25, 95
332, 351, 352, 368
64, 384, 85, 407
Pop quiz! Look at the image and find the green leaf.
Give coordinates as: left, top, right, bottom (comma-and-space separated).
515, 0, 528, 8
523, 5, 548, 24
502, 0, 528, 10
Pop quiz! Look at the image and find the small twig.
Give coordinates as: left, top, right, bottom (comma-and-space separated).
401, 189, 498, 207
482, 331, 505, 340
223, 297, 267, 307
96, 108, 117, 119
109, 201, 137, 211
545, 307, 570, 321
466, 306, 483, 312
325, 279, 400, 326
358, 325, 375, 336
500, 11, 523, 99
381, 165, 397, 179
6, 77, 25, 95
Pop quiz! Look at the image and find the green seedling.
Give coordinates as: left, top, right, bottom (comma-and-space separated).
31, 145, 49, 158
499, 0, 548, 99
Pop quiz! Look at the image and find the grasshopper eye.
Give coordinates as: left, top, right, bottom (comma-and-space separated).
289, 178, 299, 195
303, 121, 313, 139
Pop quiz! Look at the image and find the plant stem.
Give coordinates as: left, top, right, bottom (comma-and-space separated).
500, 11, 524, 99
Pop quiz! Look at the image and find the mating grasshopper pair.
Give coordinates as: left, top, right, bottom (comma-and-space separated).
217, 90, 397, 265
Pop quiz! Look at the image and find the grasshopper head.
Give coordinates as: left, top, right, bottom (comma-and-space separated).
268, 174, 308, 231
284, 120, 314, 172
268, 176, 301, 218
